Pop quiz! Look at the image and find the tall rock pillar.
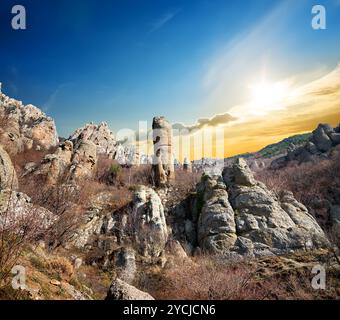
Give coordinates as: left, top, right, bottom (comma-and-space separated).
152, 116, 175, 187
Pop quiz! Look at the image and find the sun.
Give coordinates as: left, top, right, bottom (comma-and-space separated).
249, 80, 291, 115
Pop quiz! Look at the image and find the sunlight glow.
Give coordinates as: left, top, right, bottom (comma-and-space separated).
249, 80, 291, 115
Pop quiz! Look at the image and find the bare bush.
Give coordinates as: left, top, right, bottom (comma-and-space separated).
139, 256, 270, 300
256, 152, 340, 227
0, 190, 49, 289
139, 254, 339, 300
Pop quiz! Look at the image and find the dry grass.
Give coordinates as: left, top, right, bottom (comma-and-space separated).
255, 151, 340, 227
139, 253, 340, 300
47, 257, 74, 281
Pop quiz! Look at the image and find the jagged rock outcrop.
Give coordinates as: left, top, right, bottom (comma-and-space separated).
0, 145, 18, 190
70, 140, 97, 180
0, 90, 58, 154
105, 278, 154, 300
188, 158, 328, 256
225, 158, 327, 255
197, 174, 237, 252
271, 123, 340, 169
68, 186, 168, 259
69, 122, 144, 166
132, 186, 168, 257
152, 116, 175, 186
24, 139, 97, 184
69, 122, 117, 157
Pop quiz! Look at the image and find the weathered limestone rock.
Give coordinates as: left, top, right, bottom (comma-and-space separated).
0, 91, 58, 154
270, 123, 340, 168
115, 247, 136, 284
0, 190, 56, 232
0, 145, 18, 190
70, 140, 97, 180
197, 174, 237, 252
69, 122, 117, 157
105, 278, 154, 300
26, 140, 74, 184
132, 186, 168, 257
24, 139, 97, 184
152, 117, 175, 187
311, 124, 333, 152
223, 158, 328, 255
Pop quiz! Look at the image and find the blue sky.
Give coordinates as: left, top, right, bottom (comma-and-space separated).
0, 0, 340, 139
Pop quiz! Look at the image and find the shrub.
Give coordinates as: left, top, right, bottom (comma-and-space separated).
0, 190, 47, 289
47, 257, 74, 281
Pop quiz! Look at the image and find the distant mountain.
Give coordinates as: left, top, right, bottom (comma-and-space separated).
224, 133, 312, 161
257, 133, 312, 158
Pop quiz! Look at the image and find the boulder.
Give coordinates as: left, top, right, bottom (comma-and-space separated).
197, 174, 237, 252
105, 278, 154, 300
0, 145, 18, 190
115, 247, 136, 284
311, 124, 333, 152
132, 186, 168, 257
0, 190, 56, 233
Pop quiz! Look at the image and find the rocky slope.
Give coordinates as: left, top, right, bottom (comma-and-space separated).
0, 90, 338, 300
271, 123, 340, 169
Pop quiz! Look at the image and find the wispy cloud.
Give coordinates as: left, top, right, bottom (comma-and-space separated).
43, 83, 72, 112
149, 9, 181, 33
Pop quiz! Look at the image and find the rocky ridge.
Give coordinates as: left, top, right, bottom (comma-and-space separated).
271, 123, 340, 169
0, 89, 58, 154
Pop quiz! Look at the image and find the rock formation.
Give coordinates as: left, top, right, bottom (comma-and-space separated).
132, 186, 168, 257
69, 122, 143, 166
69, 122, 117, 157
0, 91, 58, 154
197, 174, 237, 252
0, 145, 18, 190
185, 158, 328, 256
0, 189, 56, 233
67, 186, 168, 261
105, 278, 154, 300
271, 123, 340, 169
24, 139, 97, 184
152, 116, 175, 186
70, 140, 97, 180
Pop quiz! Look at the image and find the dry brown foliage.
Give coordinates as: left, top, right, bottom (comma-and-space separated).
139, 254, 339, 300
0, 189, 48, 289
255, 151, 340, 227
47, 257, 74, 281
